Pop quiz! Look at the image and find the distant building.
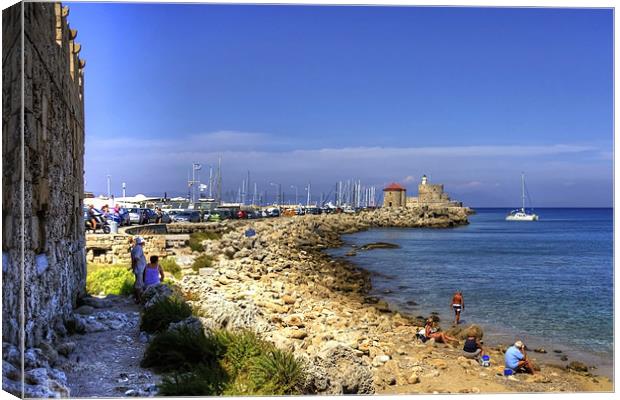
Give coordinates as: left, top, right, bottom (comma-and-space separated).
382, 183, 407, 208
407, 175, 462, 207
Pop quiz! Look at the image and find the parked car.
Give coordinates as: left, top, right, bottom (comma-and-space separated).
265, 207, 280, 217
212, 208, 235, 220
171, 210, 201, 223
127, 208, 156, 224
246, 210, 262, 219
160, 211, 172, 223
105, 207, 131, 226
305, 207, 322, 215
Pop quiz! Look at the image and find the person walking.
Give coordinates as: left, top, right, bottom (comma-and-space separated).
155, 208, 163, 224
130, 236, 147, 303
451, 290, 465, 325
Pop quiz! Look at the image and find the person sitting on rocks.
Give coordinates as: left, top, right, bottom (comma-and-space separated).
504, 340, 535, 374
462, 328, 485, 361
424, 318, 459, 345
143, 255, 165, 288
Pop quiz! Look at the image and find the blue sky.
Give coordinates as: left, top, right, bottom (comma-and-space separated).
67, 3, 613, 207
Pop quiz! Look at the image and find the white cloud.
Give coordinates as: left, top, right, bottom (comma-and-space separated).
85, 134, 610, 207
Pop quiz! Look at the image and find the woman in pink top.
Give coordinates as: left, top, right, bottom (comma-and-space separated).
143, 255, 165, 288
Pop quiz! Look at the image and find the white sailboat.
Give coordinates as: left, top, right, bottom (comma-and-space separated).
506, 173, 538, 221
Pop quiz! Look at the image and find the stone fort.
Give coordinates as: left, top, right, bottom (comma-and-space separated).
3, 1, 86, 349
382, 175, 462, 208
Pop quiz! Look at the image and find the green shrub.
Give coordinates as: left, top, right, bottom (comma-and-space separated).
141, 326, 227, 372
220, 330, 266, 376
192, 254, 214, 272
160, 257, 182, 279
188, 231, 222, 252
158, 364, 228, 396
86, 266, 134, 296
146, 325, 305, 396
140, 296, 192, 333
250, 348, 306, 395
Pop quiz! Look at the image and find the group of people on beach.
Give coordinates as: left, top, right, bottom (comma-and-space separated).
128, 236, 165, 302
418, 290, 535, 375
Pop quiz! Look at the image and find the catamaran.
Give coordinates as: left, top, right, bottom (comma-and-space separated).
506, 173, 538, 221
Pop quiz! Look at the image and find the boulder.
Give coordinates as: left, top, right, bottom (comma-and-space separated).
283, 327, 308, 340
167, 316, 204, 335
406, 373, 421, 384
3, 360, 20, 381
56, 342, 77, 357
360, 242, 400, 250
75, 305, 95, 315
567, 361, 588, 373
372, 355, 390, 366
534, 347, 547, 354
79, 296, 112, 309
304, 345, 374, 394
284, 315, 305, 327
445, 324, 483, 340
38, 342, 59, 365
141, 284, 174, 309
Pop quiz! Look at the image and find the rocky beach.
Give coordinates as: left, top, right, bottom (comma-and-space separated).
165, 206, 612, 394
4, 206, 612, 397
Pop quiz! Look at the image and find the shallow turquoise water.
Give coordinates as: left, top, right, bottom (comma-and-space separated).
329, 208, 613, 366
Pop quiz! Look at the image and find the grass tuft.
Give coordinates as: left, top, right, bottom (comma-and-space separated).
140, 296, 192, 333
188, 231, 222, 252
192, 254, 214, 272
141, 326, 226, 372
86, 265, 134, 296
160, 257, 182, 279
249, 348, 306, 395
158, 364, 228, 396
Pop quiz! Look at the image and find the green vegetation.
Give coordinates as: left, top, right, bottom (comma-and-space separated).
191, 254, 214, 272
141, 326, 226, 372
144, 326, 305, 396
159, 257, 182, 279
140, 296, 192, 334
188, 231, 222, 252
249, 348, 305, 395
159, 364, 228, 396
86, 265, 134, 296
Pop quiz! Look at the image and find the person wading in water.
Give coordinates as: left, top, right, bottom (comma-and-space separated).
451, 290, 465, 325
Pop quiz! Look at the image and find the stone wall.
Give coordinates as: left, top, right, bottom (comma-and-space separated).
407, 180, 462, 208
2, 2, 86, 347
86, 234, 169, 265
85, 223, 234, 264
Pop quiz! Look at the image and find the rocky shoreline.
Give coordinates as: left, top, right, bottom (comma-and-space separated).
171, 207, 611, 394
3, 206, 610, 396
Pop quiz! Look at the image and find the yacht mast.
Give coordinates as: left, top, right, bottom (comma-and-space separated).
521, 173, 525, 212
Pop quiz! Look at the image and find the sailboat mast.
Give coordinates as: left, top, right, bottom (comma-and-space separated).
521, 173, 525, 212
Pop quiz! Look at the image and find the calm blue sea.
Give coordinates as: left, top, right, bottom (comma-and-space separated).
329, 208, 613, 370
